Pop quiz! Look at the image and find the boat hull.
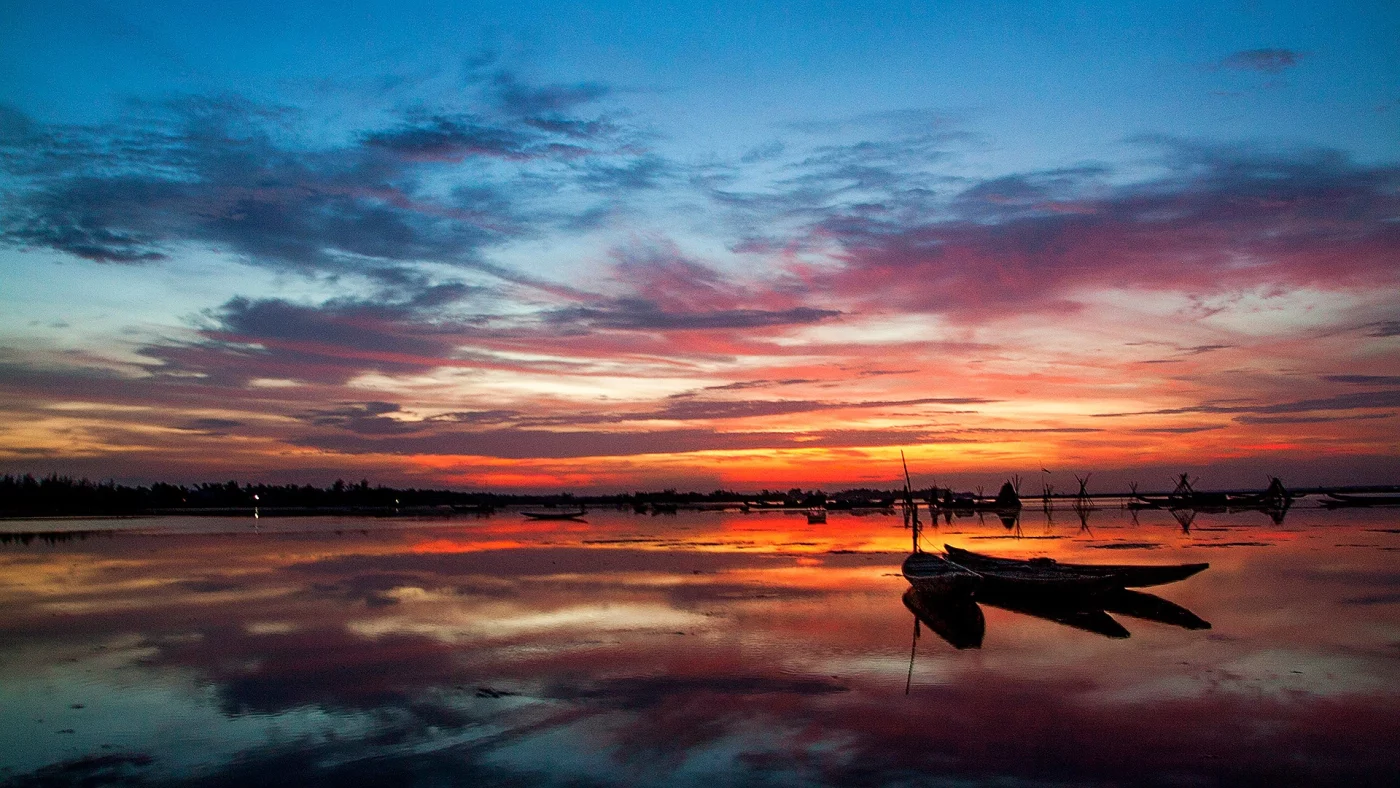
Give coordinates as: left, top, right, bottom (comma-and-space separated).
944, 545, 1208, 588
901, 552, 981, 595
970, 566, 1122, 596
1322, 493, 1400, 507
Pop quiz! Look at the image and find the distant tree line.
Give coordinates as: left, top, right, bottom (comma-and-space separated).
0, 474, 904, 517
0, 474, 498, 516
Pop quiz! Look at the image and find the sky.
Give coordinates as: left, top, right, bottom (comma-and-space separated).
1, 0, 1398, 492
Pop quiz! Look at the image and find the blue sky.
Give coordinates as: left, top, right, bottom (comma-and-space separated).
1, 1, 1398, 489
5, 1, 1396, 161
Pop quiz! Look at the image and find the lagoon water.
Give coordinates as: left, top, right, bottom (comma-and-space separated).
2, 503, 1398, 786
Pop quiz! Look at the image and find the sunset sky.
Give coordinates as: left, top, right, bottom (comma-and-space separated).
1, 0, 1397, 491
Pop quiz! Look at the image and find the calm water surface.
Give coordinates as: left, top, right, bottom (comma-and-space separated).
2, 504, 1398, 786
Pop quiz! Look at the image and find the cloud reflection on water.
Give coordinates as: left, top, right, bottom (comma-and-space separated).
2, 507, 1399, 785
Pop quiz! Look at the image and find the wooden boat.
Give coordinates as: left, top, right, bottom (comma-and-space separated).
901, 552, 981, 595
955, 559, 1122, 595
747, 499, 790, 509
1134, 493, 1230, 508
1134, 472, 1233, 509
827, 497, 896, 510
1226, 478, 1294, 508
934, 500, 1023, 513
944, 545, 1208, 589
520, 509, 587, 521
904, 459, 1115, 596
1322, 492, 1400, 507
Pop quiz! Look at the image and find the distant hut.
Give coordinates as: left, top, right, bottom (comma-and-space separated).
994, 479, 1022, 510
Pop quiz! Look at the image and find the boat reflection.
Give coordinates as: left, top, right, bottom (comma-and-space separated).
902, 583, 1211, 651
902, 586, 985, 650
978, 587, 1131, 639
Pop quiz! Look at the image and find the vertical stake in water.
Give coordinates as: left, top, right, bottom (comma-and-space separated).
902, 450, 919, 553
906, 616, 920, 695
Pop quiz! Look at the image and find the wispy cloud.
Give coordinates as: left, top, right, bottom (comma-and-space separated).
1214, 48, 1306, 74
1095, 390, 1400, 418
1321, 375, 1400, 386
786, 140, 1400, 319
0, 70, 640, 274
3, 65, 1399, 485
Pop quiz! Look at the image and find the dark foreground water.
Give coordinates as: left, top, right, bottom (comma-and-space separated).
2, 503, 1398, 787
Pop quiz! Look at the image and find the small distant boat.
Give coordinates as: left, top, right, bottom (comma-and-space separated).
1134, 493, 1230, 508
944, 545, 1208, 589
520, 509, 587, 521
747, 499, 789, 509
1322, 492, 1400, 507
806, 508, 827, 524
1225, 477, 1294, 508
1133, 472, 1249, 510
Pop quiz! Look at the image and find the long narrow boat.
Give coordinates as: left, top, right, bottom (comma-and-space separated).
520, 509, 587, 520
1226, 476, 1293, 507
1322, 492, 1400, 507
956, 560, 1122, 595
944, 545, 1208, 589
1133, 493, 1230, 508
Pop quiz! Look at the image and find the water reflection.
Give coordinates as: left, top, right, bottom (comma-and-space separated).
2, 505, 1399, 786
904, 584, 1211, 652
902, 587, 984, 649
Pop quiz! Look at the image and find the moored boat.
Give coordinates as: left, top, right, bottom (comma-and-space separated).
1226, 477, 1294, 508
521, 509, 587, 520
959, 560, 1122, 595
1322, 492, 1400, 507
901, 552, 981, 595
944, 544, 1208, 588
1133, 472, 1236, 510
